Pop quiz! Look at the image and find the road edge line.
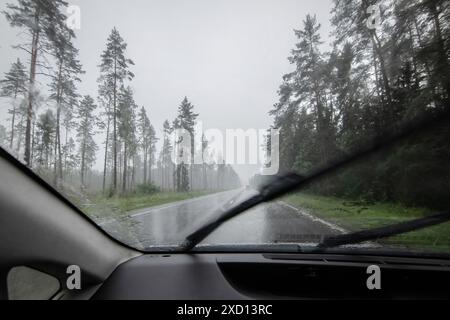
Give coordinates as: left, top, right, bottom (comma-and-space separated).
278, 201, 348, 234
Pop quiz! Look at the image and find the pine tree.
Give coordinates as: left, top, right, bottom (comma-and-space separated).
76, 96, 98, 190
98, 28, 134, 194
49, 27, 83, 186
34, 109, 56, 169
138, 107, 158, 185
173, 97, 198, 191
13, 100, 28, 154
0, 59, 27, 150
3, 0, 72, 167
160, 120, 173, 191
117, 86, 137, 193
98, 81, 113, 192
201, 134, 208, 190
62, 137, 77, 178
273, 14, 336, 170
147, 123, 157, 184
330, 43, 364, 150
138, 107, 150, 184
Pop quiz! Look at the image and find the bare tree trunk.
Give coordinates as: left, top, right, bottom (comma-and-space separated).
16, 112, 25, 154
131, 156, 136, 191
30, 119, 36, 167
102, 110, 110, 192
111, 55, 118, 195
64, 126, 69, 172
160, 164, 164, 191
9, 89, 18, 149
25, 12, 40, 167
143, 146, 147, 184
148, 152, 152, 184
80, 143, 86, 190
53, 62, 64, 187
122, 142, 127, 193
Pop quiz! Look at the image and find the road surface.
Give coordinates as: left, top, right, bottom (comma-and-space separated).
102, 189, 345, 250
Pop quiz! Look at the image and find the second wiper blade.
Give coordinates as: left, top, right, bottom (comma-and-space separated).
317, 211, 450, 249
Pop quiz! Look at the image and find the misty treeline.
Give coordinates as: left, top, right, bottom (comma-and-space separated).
270, 0, 450, 209
0, 0, 240, 196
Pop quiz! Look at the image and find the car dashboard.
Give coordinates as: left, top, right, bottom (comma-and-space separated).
90, 253, 450, 300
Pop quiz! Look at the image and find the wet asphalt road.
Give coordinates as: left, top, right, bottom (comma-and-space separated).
120, 189, 344, 249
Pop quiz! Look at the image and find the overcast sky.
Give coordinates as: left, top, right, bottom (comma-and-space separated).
0, 0, 333, 181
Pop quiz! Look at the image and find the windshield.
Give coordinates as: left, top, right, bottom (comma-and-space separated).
0, 0, 449, 254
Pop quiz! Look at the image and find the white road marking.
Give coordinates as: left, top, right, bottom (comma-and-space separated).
278, 201, 348, 234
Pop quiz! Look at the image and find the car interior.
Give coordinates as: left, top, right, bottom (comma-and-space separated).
1, 0, 450, 304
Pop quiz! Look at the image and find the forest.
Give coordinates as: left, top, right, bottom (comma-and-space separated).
268, 0, 450, 209
0, 0, 241, 200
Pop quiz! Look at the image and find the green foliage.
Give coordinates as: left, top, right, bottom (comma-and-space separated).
0, 58, 27, 98
135, 182, 160, 195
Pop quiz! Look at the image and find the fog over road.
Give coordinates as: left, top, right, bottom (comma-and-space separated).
105, 189, 344, 249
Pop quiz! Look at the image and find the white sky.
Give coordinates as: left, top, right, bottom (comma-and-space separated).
0, 0, 333, 182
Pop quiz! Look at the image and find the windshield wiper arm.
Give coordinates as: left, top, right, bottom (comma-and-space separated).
181, 108, 450, 251
317, 211, 450, 249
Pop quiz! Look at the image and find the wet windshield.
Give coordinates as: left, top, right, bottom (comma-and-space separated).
0, 0, 449, 253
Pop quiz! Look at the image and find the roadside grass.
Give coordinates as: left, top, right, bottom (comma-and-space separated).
82, 190, 218, 221
283, 193, 450, 252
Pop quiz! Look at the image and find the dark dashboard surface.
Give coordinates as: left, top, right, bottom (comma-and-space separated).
93, 253, 450, 300
93, 254, 246, 300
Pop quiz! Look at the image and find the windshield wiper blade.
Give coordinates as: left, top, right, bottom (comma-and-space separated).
181, 108, 450, 251
317, 211, 450, 249
181, 173, 305, 250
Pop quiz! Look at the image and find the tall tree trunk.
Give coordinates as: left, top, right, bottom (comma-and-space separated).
161, 164, 165, 190
111, 55, 118, 195
30, 119, 36, 167
102, 110, 110, 192
202, 163, 207, 190
25, 12, 40, 167
80, 114, 88, 190
64, 126, 69, 173
143, 146, 147, 184
122, 142, 127, 193
57, 109, 63, 182
131, 156, 136, 191
80, 144, 86, 190
9, 89, 18, 149
16, 112, 24, 153
148, 152, 152, 184
53, 62, 64, 187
